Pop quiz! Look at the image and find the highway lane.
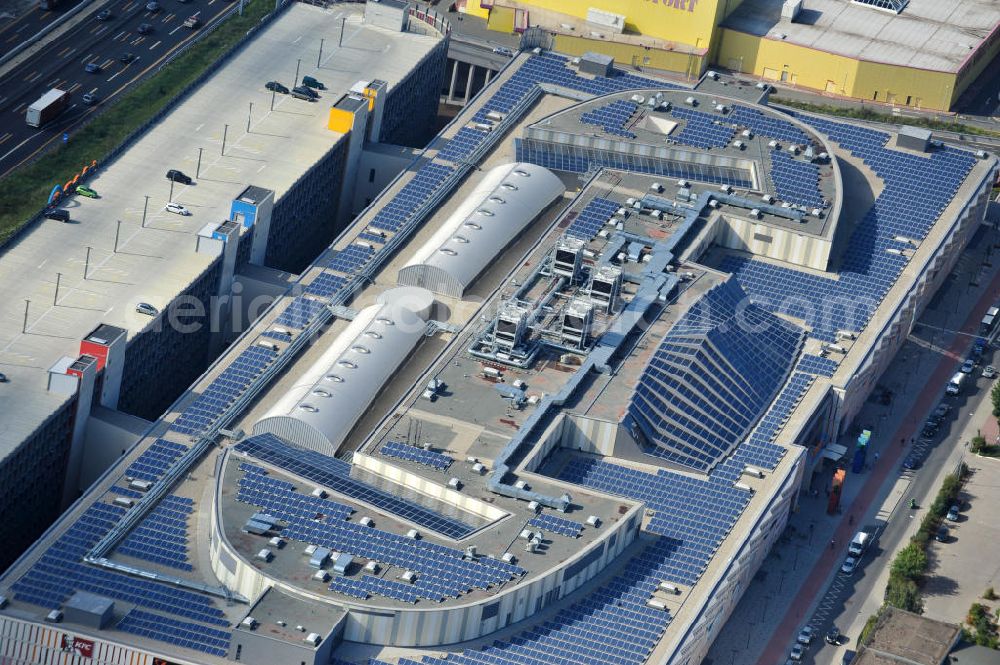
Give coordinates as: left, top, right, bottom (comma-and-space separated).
0, 0, 236, 178
0, 0, 88, 57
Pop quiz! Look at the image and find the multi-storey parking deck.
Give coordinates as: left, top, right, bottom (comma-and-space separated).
0, 43, 995, 665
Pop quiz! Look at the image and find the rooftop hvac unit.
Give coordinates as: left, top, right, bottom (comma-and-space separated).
837, 330, 857, 340
364, 561, 379, 573
734, 482, 754, 494
466, 456, 478, 464
756, 82, 769, 90
822, 343, 847, 354
241, 616, 258, 629
494, 302, 530, 350
528, 500, 540, 512
514, 479, 530, 490
586, 515, 601, 527
715, 104, 728, 113
646, 599, 668, 611
501, 552, 517, 564
749, 209, 761, 219
474, 122, 493, 132
708, 199, 719, 209
720, 184, 733, 194
308, 547, 330, 568
885, 247, 904, 255
742, 466, 765, 479
768, 140, 779, 149
472, 462, 486, 475
787, 144, 799, 155
304, 544, 318, 555
741, 129, 753, 139
650, 182, 663, 193
561, 299, 594, 349
519, 529, 534, 540
706, 70, 720, 80
486, 111, 504, 122
761, 194, 775, 204
46, 610, 63, 623
659, 582, 680, 594
406, 529, 420, 539
684, 96, 697, 106
525, 542, 537, 553
553, 237, 586, 281
614, 207, 629, 218
359, 516, 374, 527
975, 149, 988, 159
629, 94, 645, 104
465, 545, 478, 558
677, 179, 689, 188
257, 549, 273, 562
512, 378, 526, 389
447, 477, 462, 490
400, 570, 417, 583
113, 497, 134, 508
268, 537, 286, 549
129, 479, 152, 492
804, 146, 815, 159
311, 488, 327, 498
312, 570, 330, 582
812, 208, 823, 218
818, 152, 829, 161
304, 633, 322, 647
733, 140, 745, 150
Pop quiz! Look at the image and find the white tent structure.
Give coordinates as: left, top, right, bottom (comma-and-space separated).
397, 162, 563, 298
252, 286, 435, 455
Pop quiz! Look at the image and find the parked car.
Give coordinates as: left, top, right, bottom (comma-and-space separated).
921, 423, 938, 438
301, 75, 325, 90
166, 169, 192, 185
292, 85, 318, 99
44, 208, 70, 222
789, 644, 804, 661
961, 358, 976, 373
75, 185, 98, 198
120, 52, 137, 64
165, 202, 190, 216
265, 81, 289, 94
984, 365, 997, 379
840, 556, 858, 575
796, 626, 814, 645
0, 372, 8, 383
137, 22, 152, 34
82, 92, 97, 106
84, 62, 100, 73
826, 627, 842, 645
289, 88, 315, 101
96, 8, 112, 20
492, 46, 514, 57
972, 341, 986, 358
903, 454, 921, 470
135, 302, 159, 316
946, 505, 960, 521
182, 15, 200, 28
145, 1, 160, 12
935, 525, 949, 542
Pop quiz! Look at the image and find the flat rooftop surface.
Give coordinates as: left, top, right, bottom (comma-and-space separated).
0, 2, 438, 456
722, 0, 1000, 73
855, 607, 960, 665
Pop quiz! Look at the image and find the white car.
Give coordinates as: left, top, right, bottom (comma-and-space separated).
789, 643, 804, 661
492, 46, 514, 57
165, 202, 191, 216
983, 365, 996, 379
841, 556, 858, 575
135, 302, 159, 316
796, 626, 814, 645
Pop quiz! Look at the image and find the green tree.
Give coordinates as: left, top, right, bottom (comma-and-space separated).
892, 544, 928, 581
886, 576, 923, 613
992, 382, 1000, 418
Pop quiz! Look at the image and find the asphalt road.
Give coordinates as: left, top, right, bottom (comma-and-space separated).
0, 0, 89, 57
0, 0, 237, 178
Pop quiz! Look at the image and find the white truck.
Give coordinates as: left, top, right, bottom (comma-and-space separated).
848, 530, 871, 557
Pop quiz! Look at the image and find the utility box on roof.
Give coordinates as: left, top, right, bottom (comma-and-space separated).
63, 591, 114, 629
579, 52, 614, 77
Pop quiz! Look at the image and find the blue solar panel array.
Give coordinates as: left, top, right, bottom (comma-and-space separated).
170, 345, 278, 437
438, 127, 492, 163
770, 150, 825, 208
11, 501, 230, 655
358, 231, 386, 245
668, 107, 735, 150
274, 296, 328, 329
381, 441, 453, 471
728, 105, 810, 145
125, 438, 188, 482
330, 575, 427, 604
369, 163, 455, 233
234, 434, 475, 539
328, 243, 376, 275
118, 495, 194, 571
261, 329, 292, 343
564, 197, 619, 241
528, 513, 583, 538
118, 609, 230, 657
580, 100, 638, 138
628, 279, 803, 471
797, 354, 838, 377
230, 452, 524, 601
722, 116, 976, 342
304, 272, 348, 299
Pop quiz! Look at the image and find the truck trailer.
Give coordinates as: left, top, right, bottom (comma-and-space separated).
26, 89, 70, 128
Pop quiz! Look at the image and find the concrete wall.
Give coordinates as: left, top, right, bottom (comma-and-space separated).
379, 39, 449, 147
0, 613, 175, 665
79, 406, 151, 492
352, 145, 421, 216
716, 213, 832, 271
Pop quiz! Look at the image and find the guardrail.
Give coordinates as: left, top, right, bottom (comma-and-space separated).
0, 0, 99, 71
0, 0, 294, 255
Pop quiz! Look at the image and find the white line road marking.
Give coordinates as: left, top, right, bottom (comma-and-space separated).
0, 133, 40, 162
80, 52, 92, 64
194, 123, 203, 132
113, 30, 125, 40
149, 40, 160, 49
292, 35, 301, 44
37, 260, 47, 269
168, 24, 180, 35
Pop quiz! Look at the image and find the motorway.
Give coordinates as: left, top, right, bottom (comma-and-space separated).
0, 0, 88, 57
0, 0, 238, 178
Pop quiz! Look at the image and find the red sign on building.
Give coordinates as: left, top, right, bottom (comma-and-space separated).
61, 634, 94, 658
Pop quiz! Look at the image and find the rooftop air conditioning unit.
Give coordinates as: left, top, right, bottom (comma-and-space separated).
359, 516, 374, 527
811, 208, 823, 218
586, 515, 601, 527
708, 199, 719, 209
761, 194, 775, 204
501, 552, 517, 564
706, 70, 719, 80
837, 331, 857, 340
720, 184, 733, 194
732, 140, 745, 150
448, 477, 462, 490
646, 600, 668, 611
715, 104, 728, 113
658, 582, 680, 594
514, 480, 529, 490
311, 488, 327, 498
975, 149, 989, 159
519, 529, 534, 540
400, 570, 417, 583
406, 529, 420, 540
677, 179, 689, 188
525, 542, 537, 553
312, 570, 330, 582
465, 545, 478, 558
756, 82, 769, 90
241, 617, 258, 630
304, 633, 322, 647
364, 561, 379, 574
650, 182, 663, 193
743, 466, 765, 479
257, 549, 273, 562
749, 209, 761, 219
741, 129, 753, 139
685, 96, 696, 106
528, 500, 540, 512
466, 456, 478, 464
734, 482, 754, 494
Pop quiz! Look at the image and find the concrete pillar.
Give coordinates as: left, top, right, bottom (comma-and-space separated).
464, 63, 476, 104
484, 69, 493, 85
447, 60, 459, 104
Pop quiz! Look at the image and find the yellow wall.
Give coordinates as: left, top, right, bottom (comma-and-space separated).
552, 34, 705, 78
715, 28, 958, 110
328, 107, 354, 133
462, 0, 491, 20
511, 0, 728, 51
488, 5, 515, 32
